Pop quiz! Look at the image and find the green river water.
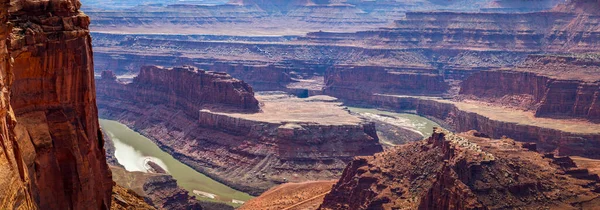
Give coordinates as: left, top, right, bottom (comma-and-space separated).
347, 107, 440, 139
99, 119, 253, 206
99, 108, 437, 206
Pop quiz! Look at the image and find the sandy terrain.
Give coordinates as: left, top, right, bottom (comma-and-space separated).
239, 180, 336, 210
212, 94, 363, 125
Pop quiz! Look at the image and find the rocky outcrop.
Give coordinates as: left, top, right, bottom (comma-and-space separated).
110, 166, 208, 210
0, 0, 113, 209
97, 67, 382, 195
415, 99, 600, 158
206, 63, 294, 90
319, 128, 600, 209
142, 176, 204, 210
111, 185, 155, 210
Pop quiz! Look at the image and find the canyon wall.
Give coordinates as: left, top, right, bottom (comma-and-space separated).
84, 0, 562, 35
198, 110, 380, 160
0, 0, 113, 209
0, 0, 36, 208
338, 93, 600, 158
460, 55, 600, 120
416, 99, 600, 158
319, 128, 600, 209
324, 65, 449, 101
97, 66, 382, 195
92, 31, 529, 97
304, 4, 600, 52
129, 66, 259, 112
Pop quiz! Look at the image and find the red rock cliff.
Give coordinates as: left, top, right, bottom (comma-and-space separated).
319, 129, 600, 209
324, 65, 449, 101
459, 55, 600, 121
0, 0, 36, 208
0, 0, 113, 209
100, 65, 259, 113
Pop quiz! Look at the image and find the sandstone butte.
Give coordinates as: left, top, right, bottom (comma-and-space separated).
96, 65, 383, 195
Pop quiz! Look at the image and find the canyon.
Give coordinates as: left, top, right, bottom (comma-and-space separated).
84, 0, 562, 35
91, 0, 600, 209
96, 65, 383, 196
243, 128, 600, 209
1, 0, 600, 209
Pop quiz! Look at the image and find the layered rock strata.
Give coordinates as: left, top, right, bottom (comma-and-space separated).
460, 54, 600, 120
319, 128, 600, 209
324, 65, 449, 101
96, 67, 382, 195
0, 0, 36, 208
85, 0, 562, 35
337, 93, 600, 158
1, 0, 113, 209
416, 99, 600, 157
99, 65, 259, 114
303, 1, 600, 52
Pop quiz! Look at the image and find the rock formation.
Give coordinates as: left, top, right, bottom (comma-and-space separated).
351, 94, 600, 158
459, 55, 600, 121
111, 185, 155, 210
100, 65, 259, 112
324, 65, 449, 101
142, 175, 205, 210
110, 166, 209, 210
0, 0, 113, 209
0, 0, 36, 208
96, 67, 382, 195
319, 128, 600, 209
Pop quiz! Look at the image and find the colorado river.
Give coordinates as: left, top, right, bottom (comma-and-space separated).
99, 119, 253, 205
347, 107, 440, 146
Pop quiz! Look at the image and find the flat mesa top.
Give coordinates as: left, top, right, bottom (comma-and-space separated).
450, 100, 600, 134
215, 94, 363, 125
380, 94, 600, 134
